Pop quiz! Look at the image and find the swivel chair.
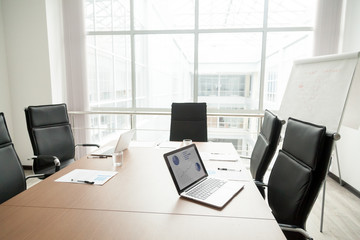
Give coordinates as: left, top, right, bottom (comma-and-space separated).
24, 103, 99, 177
170, 102, 208, 142
267, 118, 336, 240
0, 112, 42, 204
250, 110, 284, 197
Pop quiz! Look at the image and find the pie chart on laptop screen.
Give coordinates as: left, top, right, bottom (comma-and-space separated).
172, 155, 180, 165
195, 162, 201, 171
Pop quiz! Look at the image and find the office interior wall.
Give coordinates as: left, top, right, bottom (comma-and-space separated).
1, 0, 53, 165
313, 0, 343, 56
45, 0, 66, 104
335, 0, 360, 191
0, 0, 13, 133
341, 0, 360, 53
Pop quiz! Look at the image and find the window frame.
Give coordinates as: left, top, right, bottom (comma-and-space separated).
85, 0, 315, 114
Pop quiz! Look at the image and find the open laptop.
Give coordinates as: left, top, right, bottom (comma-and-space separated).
91, 129, 135, 157
163, 144, 244, 208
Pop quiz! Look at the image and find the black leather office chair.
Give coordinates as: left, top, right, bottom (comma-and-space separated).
0, 112, 42, 204
267, 118, 336, 240
25, 103, 99, 177
170, 102, 208, 142
250, 110, 284, 198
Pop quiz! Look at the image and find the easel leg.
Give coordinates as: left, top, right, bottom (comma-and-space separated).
320, 179, 326, 232
335, 143, 343, 185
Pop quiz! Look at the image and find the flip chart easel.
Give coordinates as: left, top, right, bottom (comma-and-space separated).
278, 51, 360, 232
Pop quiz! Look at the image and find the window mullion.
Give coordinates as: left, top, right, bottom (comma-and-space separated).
193, 0, 199, 103
259, 0, 269, 111
130, 0, 136, 111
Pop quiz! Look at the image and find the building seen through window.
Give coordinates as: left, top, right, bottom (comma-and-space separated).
84, 0, 316, 155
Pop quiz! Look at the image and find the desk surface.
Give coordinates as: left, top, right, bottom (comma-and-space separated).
0, 142, 285, 239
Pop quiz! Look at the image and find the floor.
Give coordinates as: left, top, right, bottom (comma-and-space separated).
24, 171, 360, 239
306, 177, 360, 240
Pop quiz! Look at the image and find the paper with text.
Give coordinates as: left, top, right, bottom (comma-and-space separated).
55, 169, 118, 185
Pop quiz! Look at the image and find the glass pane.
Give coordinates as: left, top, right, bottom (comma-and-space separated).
198, 33, 262, 111
135, 115, 171, 141
199, 0, 264, 29
208, 116, 259, 156
263, 32, 313, 110
86, 35, 132, 108
135, 34, 194, 108
85, 0, 130, 31
84, 113, 131, 144
134, 0, 195, 30
268, 0, 316, 27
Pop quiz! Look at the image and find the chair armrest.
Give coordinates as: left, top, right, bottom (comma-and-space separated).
76, 143, 100, 148
29, 155, 61, 172
254, 180, 267, 188
279, 224, 313, 240
25, 174, 46, 180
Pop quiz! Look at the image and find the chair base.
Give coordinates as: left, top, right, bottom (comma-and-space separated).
279, 224, 313, 240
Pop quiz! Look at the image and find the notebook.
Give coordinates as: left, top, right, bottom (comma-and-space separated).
163, 144, 244, 208
91, 130, 135, 157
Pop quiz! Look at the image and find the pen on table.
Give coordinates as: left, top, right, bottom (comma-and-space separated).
71, 179, 95, 184
87, 155, 108, 159
217, 168, 241, 172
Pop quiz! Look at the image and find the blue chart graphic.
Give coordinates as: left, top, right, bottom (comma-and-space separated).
195, 162, 201, 171
172, 155, 180, 165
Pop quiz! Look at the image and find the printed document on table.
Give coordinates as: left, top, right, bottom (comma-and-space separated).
200, 152, 239, 162
207, 169, 248, 181
55, 169, 118, 185
129, 141, 156, 148
157, 141, 182, 149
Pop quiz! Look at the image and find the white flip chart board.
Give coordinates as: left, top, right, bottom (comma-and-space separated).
279, 52, 360, 133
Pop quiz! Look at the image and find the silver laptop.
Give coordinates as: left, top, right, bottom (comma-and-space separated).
163, 144, 244, 208
91, 130, 135, 157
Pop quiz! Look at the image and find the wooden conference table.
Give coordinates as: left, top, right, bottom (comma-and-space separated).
0, 142, 285, 239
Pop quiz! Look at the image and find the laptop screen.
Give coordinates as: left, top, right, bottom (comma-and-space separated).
164, 144, 207, 193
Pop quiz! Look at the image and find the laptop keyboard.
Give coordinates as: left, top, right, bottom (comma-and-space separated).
186, 178, 226, 200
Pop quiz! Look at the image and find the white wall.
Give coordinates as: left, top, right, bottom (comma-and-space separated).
341, 0, 360, 53
1, 0, 53, 164
335, 0, 360, 191
45, 0, 67, 104
0, 0, 13, 132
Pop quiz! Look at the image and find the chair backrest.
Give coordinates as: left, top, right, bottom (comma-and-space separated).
170, 102, 208, 142
0, 112, 26, 204
267, 118, 334, 231
250, 110, 283, 182
25, 104, 75, 172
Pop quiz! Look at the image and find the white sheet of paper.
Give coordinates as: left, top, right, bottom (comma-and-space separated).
129, 141, 156, 148
157, 141, 182, 149
207, 169, 248, 181
55, 169, 118, 185
200, 152, 239, 162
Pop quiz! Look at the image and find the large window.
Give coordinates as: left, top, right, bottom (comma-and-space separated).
84, 0, 317, 154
